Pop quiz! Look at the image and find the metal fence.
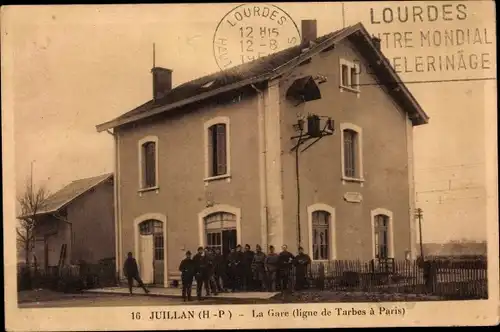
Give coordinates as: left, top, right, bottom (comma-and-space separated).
289, 258, 488, 300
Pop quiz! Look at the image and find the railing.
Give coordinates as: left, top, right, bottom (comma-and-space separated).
288, 258, 488, 300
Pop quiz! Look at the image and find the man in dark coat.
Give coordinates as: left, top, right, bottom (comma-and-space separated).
123, 252, 150, 295
178, 251, 195, 301
265, 245, 279, 292
242, 244, 255, 291
227, 245, 243, 292
278, 244, 295, 293
294, 246, 312, 291
252, 244, 267, 291
192, 246, 210, 300
205, 247, 218, 295
213, 247, 226, 292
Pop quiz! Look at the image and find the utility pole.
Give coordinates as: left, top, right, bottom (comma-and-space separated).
30, 160, 34, 192
415, 208, 424, 260
342, 3, 346, 28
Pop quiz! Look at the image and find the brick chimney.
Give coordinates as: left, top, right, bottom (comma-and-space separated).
301, 20, 317, 47
151, 67, 172, 101
372, 35, 381, 51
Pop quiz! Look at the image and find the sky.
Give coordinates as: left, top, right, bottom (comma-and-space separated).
4, 2, 496, 243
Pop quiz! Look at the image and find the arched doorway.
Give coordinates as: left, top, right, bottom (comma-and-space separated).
204, 212, 237, 257
138, 219, 164, 285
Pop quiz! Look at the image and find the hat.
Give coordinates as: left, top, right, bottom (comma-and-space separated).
197, 246, 204, 251
186, 251, 191, 255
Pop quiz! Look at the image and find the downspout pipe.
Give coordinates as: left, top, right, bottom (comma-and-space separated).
107, 129, 121, 282
251, 84, 269, 251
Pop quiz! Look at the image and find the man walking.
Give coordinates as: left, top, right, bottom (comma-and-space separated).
123, 252, 150, 295
178, 250, 195, 301
193, 246, 209, 300
294, 246, 312, 291
252, 244, 267, 291
278, 244, 295, 294
264, 245, 279, 292
242, 244, 255, 291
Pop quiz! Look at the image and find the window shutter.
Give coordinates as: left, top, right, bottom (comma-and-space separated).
216, 124, 227, 175
208, 126, 215, 176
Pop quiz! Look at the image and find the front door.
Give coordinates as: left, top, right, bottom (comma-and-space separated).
222, 229, 237, 258
139, 234, 154, 284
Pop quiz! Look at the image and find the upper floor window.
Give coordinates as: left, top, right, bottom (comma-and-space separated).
204, 117, 231, 181
339, 58, 360, 92
138, 136, 159, 190
209, 124, 227, 176
340, 123, 364, 183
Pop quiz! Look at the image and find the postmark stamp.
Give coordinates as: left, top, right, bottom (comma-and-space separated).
213, 3, 301, 70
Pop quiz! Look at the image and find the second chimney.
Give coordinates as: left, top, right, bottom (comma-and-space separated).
372, 35, 382, 51
301, 19, 317, 47
151, 67, 173, 101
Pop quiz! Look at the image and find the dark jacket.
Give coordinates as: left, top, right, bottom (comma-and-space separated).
265, 253, 279, 272
213, 253, 225, 273
243, 250, 255, 269
278, 251, 295, 270
206, 252, 216, 275
123, 257, 139, 278
228, 251, 243, 269
192, 253, 209, 275
179, 258, 196, 279
294, 253, 312, 271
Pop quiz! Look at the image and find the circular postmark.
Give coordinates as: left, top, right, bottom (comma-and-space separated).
213, 3, 301, 70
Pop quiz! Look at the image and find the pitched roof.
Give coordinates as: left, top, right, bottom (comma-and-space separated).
96, 22, 428, 132
28, 173, 113, 217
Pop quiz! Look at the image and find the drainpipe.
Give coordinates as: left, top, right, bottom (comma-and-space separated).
251, 84, 269, 251
107, 129, 121, 282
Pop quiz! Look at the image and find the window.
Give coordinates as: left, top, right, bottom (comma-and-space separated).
339, 59, 360, 92
204, 117, 231, 180
374, 214, 389, 259
340, 123, 364, 182
138, 136, 159, 190
312, 211, 330, 260
143, 142, 156, 188
154, 234, 164, 260
343, 129, 358, 178
208, 124, 227, 177
206, 232, 222, 253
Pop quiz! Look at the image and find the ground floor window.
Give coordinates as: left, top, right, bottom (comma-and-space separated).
311, 210, 331, 260
204, 212, 237, 256
374, 214, 389, 259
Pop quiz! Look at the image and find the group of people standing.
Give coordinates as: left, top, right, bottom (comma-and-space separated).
178, 244, 312, 301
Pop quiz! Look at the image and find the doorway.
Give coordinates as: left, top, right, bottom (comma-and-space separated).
204, 212, 237, 258
222, 230, 237, 257
138, 220, 164, 285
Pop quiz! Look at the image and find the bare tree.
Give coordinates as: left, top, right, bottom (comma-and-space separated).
16, 176, 49, 266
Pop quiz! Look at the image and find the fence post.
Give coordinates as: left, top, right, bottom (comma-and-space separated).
318, 262, 325, 290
